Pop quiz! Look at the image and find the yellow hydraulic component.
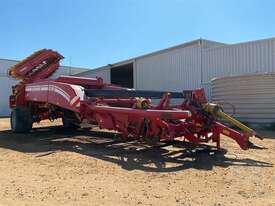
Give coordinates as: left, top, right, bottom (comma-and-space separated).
204, 103, 255, 136
136, 98, 149, 109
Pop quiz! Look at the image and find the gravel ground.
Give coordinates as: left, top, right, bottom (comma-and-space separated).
0, 118, 274, 206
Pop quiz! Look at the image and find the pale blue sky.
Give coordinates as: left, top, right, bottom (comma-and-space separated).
1, 0, 274, 68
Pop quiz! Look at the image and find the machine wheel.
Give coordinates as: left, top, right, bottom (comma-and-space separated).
62, 110, 80, 129
10, 106, 33, 133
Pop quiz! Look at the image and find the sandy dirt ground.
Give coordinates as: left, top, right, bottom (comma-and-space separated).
0, 118, 274, 206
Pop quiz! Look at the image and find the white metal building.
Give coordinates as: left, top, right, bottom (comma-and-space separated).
0, 58, 88, 116
76, 39, 225, 93
75, 37, 275, 124
76, 37, 275, 97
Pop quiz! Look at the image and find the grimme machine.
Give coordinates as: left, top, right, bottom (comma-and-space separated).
8, 49, 261, 150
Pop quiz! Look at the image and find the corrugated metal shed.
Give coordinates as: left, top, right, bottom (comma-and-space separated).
212, 73, 275, 125
76, 39, 225, 94
0, 58, 89, 116
202, 38, 275, 83
76, 37, 275, 94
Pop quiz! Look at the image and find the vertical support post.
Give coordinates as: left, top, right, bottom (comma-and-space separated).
216, 134, 221, 149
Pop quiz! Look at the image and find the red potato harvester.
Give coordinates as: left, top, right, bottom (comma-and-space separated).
8, 49, 262, 150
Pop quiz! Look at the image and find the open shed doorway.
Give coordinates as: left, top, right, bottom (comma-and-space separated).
110, 63, 133, 88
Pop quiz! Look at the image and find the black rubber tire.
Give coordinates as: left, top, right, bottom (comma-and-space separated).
62, 110, 80, 129
62, 116, 79, 129
10, 106, 33, 133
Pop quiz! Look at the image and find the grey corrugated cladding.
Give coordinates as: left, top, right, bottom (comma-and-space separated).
0, 59, 18, 117
202, 38, 275, 82
78, 38, 275, 88
75, 39, 225, 90
135, 44, 201, 91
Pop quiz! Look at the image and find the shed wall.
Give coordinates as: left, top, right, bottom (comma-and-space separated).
202, 39, 275, 83
0, 60, 18, 116
135, 44, 202, 91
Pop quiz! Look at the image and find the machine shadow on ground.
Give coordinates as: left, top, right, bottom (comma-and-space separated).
0, 126, 272, 173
